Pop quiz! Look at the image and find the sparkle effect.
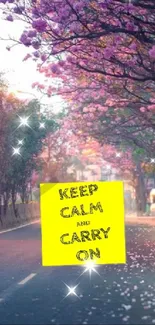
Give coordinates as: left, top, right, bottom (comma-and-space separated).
18, 139, 23, 145
116, 153, 121, 157
39, 122, 45, 129
83, 261, 100, 276
77, 261, 100, 280
63, 283, 80, 300
19, 116, 30, 127
12, 147, 21, 156
151, 158, 155, 163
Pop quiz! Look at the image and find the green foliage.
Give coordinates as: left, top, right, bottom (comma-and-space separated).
4, 99, 58, 198
133, 148, 146, 158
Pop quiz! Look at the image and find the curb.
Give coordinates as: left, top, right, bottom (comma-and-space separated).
125, 217, 155, 226
0, 219, 40, 234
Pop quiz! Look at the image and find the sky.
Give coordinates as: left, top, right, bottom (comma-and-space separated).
0, 18, 64, 112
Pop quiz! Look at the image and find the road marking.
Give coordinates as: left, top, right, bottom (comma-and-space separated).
18, 273, 37, 285
0, 268, 42, 303
0, 219, 40, 235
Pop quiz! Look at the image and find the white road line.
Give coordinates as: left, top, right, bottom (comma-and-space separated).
0, 219, 40, 234
18, 273, 37, 285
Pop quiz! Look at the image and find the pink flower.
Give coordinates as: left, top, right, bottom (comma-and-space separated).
71, 46, 78, 53
83, 107, 89, 113
59, 61, 65, 67
23, 54, 31, 61
89, 113, 94, 119
20, 33, 31, 46
6, 15, 13, 22
32, 41, 40, 49
89, 107, 96, 113
32, 8, 39, 17
41, 54, 47, 61
47, 89, 52, 97
38, 84, 45, 89
126, 22, 135, 31
149, 46, 155, 59
73, 2, 84, 11
27, 30, 37, 38
148, 104, 155, 110
115, 35, 121, 43
33, 51, 40, 58
14, 6, 24, 14
67, 56, 74, 64
32, 82, 38, 88
70, 22, 78, 32
98, 106, 108, 112
104, 47, 114, 59
50, 64, 59, 74
140, 107, 145, 112
32, 19, 47, 33
130, 42, 137, 50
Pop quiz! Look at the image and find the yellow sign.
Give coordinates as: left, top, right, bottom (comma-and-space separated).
40, 181, 126, 266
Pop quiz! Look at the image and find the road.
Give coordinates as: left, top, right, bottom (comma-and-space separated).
0, 222, 155, 324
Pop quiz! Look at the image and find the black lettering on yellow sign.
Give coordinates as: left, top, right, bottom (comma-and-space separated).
60, 202, 103, 218
59, 184, 98, 200
58, 183, 107, 262
77, 221, 90, 227
76, 248, 101, 261
60, 227, 110, 245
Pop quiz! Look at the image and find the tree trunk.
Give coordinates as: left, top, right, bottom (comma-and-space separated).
3, 191, 9, 217
21, 195, 25, 204
25, 190, 29, 204
0, 194, 3, 225
20, 183, 28, 204
20, 187, 25, 204
135, 163, 146, 215
11, 187, 19, 219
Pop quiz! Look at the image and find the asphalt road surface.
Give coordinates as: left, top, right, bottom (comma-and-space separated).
0, 221, 155, 324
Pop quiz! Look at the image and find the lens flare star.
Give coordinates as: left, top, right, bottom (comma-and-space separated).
39, 122, 45, 129
84, 261, 100, 276
62, 283, 80, 300
18, 116, 30, 127
12, 147, 21, 156
18, 139, 23, 145
77, 261, 100, 280
151, 158, 155, 163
